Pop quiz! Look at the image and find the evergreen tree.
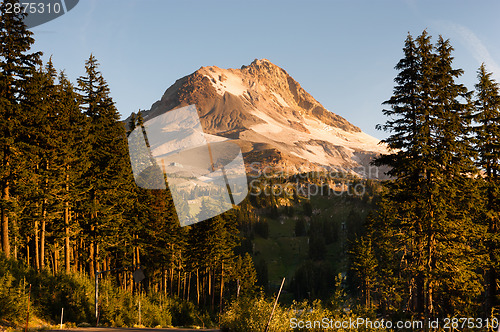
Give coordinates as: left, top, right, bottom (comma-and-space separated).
473, 63, 500, 315
19, 60, 60, 270
232, 253, 257, 297
428, 36, 483, 317
0, 0, 41, 258
349, 236, 378, 308
56, 71, 90, 274
76, 55, 134, 276
187, 206, 239, 309
371, 31, 483, 319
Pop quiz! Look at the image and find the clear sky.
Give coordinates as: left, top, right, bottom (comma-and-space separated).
31, 0, 500, 139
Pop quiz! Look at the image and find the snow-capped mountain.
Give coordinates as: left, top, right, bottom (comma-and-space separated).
131, 59, 389, 178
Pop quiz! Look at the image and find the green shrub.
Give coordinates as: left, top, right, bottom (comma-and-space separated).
221, 294, 293, 332
221, 294, 369, 332
0, 272, 30, 324
0, 253, 175, 328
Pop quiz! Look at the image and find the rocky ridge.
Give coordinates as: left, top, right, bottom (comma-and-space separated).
133, 59, 389, 178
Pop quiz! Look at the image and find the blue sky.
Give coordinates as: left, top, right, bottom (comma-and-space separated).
31, 0, 500, 139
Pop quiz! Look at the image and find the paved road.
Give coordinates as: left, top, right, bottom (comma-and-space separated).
48, 328, 220, 332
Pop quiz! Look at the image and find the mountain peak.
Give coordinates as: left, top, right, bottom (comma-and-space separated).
243, 58, 287, 77
136, 59, 388, 177
247, 58, 278, 68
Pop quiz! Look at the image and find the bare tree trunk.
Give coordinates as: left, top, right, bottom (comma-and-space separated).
1, 181, 10, 258
183, 272, 187, 300
54, 244, 59, 274
95, 243, 99, 274
64, 202, 70, 273
196, 269, 200, 305
13, 227, 17, 259
64, 170, 71, 273
76, 238, 82, 273
102, 255, 107, 272
177, 268, 181, 297
26, 236, 30, 267
41, 161, 50, 269
129, 270, 134, 293
207, 269, 212, 308
89, 230, 95, 277
211, 269, 215, 310
35, 220, 40, 271
162, 269, 167, 296
170, 267, 174, 295
40, 216, 46, 269
135, 234, 140, 265
169, 244, 174, 295
208, 268, 211, 297
187, 272, 191, 301
219, 262, 224, 315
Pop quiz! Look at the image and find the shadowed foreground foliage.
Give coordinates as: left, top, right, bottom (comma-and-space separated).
0, 252, 214, 328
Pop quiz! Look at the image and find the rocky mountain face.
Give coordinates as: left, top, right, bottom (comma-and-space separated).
133, 59, 389, 178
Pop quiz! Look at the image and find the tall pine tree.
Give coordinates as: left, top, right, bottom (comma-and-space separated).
0, 0, 41, 258
76, 55, 134, 276
473, 64, 500, 316
371, 31, 483, 319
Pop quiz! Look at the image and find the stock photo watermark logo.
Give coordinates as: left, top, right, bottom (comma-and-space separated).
247, 164, 373, 199
5, 0, 80, 28
127, 105, 248, 227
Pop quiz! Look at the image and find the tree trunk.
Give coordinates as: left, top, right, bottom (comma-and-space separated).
95, 243, 99, 273
64, 202, 70, 273
135, 235, 140, 265
102, 255, 107, 273
54, 244, 59, 274
196, 269, 200, 305
89, 232, 95, 277
26, 236, 30, 267
64, 169, 71, 273
183, 272, 187, 300
35, 220, 40, 271
208, 268, 211, 297
177, 268, 181, 297
187, 272, 191, 301
219, 262, 224, 315
76, 237, 82, 273
41, 162, 50, 269
210, 269, 215, 310
425, 205, 435, 321
1, 181, 10, 258
13, 224, 17, 259
162, 269, 167, 296
90, 193, 97, 277
40, 217, 46, 269
170, 267, 174, 295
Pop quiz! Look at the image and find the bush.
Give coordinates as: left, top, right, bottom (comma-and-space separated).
220, 294, 293, 332
0, 272, 30, 324
96, 280, 171, 328
28, 269, 94, 323
222, 294, 366, 332
170, 298, 195, 326
0, 253, 175, 328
